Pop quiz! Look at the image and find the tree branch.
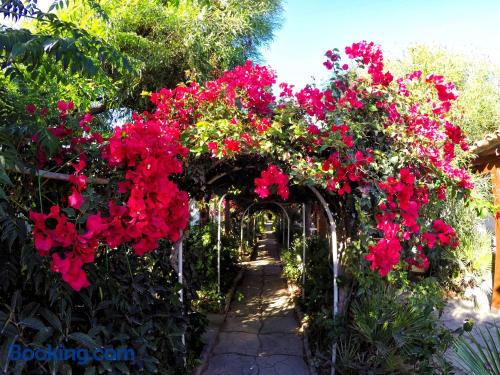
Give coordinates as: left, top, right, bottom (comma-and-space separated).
11, 165, 109, 185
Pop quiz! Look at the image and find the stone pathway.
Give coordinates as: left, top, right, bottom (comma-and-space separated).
201, 230, 310, 375
441, 298, 500, 373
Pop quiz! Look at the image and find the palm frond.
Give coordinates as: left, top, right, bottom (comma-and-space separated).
454, 321, 500, 375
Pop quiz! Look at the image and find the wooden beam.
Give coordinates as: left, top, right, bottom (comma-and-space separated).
491, 167, 500, 310
11, 166, 110, 185
471, 154, 500, 174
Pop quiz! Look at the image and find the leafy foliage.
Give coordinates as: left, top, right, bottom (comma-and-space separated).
338, 283, 452, 374
454, 322, 500, 375
185, 223, 240, 312
388, 45, 500, 140
0, 3, 132, 80
0, 238, 205, 374
281, 234, 454, 374
58, 0, 283, 109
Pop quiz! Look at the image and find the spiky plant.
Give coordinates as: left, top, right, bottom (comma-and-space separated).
454, 321, 500, 375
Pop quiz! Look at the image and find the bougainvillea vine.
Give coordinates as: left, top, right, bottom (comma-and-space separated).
28, 40, 472, 289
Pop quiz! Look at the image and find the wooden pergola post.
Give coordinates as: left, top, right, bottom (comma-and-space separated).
492, 167, 500, 309
470, 130, 500, 310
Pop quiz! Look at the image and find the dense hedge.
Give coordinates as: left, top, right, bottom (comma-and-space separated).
281, 235, 454, 374
184, 223, 240, 313
0, 234, 208, 374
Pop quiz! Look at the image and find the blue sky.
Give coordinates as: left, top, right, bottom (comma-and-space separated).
262, 0, 500, 88
4, 0, 499, 89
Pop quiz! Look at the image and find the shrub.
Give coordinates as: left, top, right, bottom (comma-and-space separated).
454, 322, 500, 375
337, 283, 453, 374
184, 223, 240, 313
0, 240, 205, 374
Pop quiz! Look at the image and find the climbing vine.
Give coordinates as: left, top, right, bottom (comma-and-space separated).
27, 41, 471, 289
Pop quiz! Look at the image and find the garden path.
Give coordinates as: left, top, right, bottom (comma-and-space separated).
442, 298, 500, 373
201, 227, 310, 375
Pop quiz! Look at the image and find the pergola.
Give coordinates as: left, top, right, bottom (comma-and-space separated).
470, 130, 500, 310
171, 159, 343, 373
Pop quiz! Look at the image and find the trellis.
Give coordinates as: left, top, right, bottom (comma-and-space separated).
196, 183, 339, 374
25, 165, 342, 373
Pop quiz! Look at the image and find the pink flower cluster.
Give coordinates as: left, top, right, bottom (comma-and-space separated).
30, 110, 189, 290
295, 87, 336, 120
28, 40, 472, 289
345, 41, 393, 86
254, 165, 289, 200
322, 151, 373, 196
366, 167, 457, 276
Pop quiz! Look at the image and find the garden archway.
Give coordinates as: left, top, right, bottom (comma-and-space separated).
24, 40, 473, 375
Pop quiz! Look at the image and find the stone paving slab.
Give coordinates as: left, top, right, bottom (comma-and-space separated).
221, 317, 261, 334
212, 332, 260, 356
201, 229, 309, 375
239, 285, 262, 298
260, 333, 304, 356
256, 355, 310, 375
261, 315, 300, 334
203, 354, 258, 375
263, 265, 282, 276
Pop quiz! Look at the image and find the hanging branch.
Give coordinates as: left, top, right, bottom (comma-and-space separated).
11, 165, 110, 185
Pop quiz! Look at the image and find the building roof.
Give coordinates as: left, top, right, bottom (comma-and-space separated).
470, 130, 500, 157
469, 129, 500, 171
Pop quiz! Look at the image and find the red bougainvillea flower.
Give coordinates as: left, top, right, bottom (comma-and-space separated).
25, 103, 36, 114
365, 237, 402, 277
57, 100, 74, 112
254, 165, 289, 200
208, 142, 219, 156
51, 253, 90, 291
428, 219, 458, 248
425, 74, 459, 102
322, 151, 373, 196
79, 113, 94, 132
223, 138, 241, 153
406, 245, 430, 270
345, 40, 393, 86
30, 205, 77, 255
68, 187, 84, 209
279, 83, 294, 97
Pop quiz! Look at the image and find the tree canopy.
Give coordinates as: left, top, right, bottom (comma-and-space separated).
55, 0, 283, 110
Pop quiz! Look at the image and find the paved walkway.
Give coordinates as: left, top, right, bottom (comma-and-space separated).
201, 230, 310, 375
441, 298, 500, 373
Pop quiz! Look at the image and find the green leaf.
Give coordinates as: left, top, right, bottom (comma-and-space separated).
19, 317, 46, 331
33, 327, 55, 345
0, 168, 13, 186
40, 308, 63, 332
61, 207, 76, 218
67, 332, 98, 349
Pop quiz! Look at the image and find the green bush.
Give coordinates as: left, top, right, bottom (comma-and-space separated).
454, 322, 500, 375
281, 237, 302, 284
337, 282, 453, 374
184, 223, 240, 313
280, 234, 453, 374
0, 239, 205, 374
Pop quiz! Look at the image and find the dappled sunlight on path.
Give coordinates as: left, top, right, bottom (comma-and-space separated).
201, 227, 309, 375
